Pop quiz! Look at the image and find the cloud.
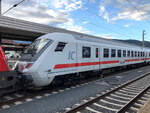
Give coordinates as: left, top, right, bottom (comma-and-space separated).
2, 0, 87, 34
83, 21, 88, 24
52, 0, 83, 12
99, 1, 111, 22
2, 0, 69, 24
98, 0, 150, 22
57, 18, 91, 34
112, 10, 149, 21
89, 0, 96, 3
100, 34, 114, 39
124, 24, 131, 28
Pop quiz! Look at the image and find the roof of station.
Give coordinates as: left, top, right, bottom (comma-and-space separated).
0, 16, 74, 41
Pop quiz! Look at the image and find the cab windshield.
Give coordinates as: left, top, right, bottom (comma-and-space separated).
24, 39, 52, 56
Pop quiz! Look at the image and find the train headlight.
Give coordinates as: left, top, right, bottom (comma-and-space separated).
25, 63, 33, 69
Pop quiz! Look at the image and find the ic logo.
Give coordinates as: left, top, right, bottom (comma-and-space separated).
68, 51, 75, 60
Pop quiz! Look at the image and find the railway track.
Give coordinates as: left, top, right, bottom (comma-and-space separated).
0, 72, 107, 109
65, 72, 150, 113
0, 65, 134, 108
0, 65, 149, 111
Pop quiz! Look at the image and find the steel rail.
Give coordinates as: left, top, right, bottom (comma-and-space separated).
65, 72, 150, 113
117, 84, 150, 113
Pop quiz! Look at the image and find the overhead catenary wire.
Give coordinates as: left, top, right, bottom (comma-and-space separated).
2, 0, 25, 15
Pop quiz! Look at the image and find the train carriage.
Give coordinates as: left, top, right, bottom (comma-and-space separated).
15, 32, 150, 87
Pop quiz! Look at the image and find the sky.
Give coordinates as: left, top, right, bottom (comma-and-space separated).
2, 0, 150, 41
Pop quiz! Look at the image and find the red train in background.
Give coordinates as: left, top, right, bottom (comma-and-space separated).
0, 45, 10, 72
0, 45, 17, 96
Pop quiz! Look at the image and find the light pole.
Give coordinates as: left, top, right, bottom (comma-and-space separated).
142, 30, 145, 48
0, 0, 1, 15
0, 0, 1, 44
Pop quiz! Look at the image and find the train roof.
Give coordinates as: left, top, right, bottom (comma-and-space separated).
72, 33, 150, 50
40, 32, 150, 50
73, 34, 145, 49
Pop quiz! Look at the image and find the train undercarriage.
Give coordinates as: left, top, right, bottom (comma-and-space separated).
0, 71, 18, 96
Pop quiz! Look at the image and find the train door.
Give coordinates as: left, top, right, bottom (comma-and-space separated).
92, 45, 101, 71
76, 43, 101, 72
77, 42, 94, 72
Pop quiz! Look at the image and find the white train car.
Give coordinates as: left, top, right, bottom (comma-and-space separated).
15, 32, 150, 87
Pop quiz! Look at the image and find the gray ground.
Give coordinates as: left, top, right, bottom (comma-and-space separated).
0, 65, 150, 113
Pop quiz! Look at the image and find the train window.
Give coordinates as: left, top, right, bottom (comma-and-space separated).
96, 48, 99, 58
127, 51, 130, 57
82, 47, 91, 58
135, 51, 137, 57
147, 52, 148, 57
111, 49, 116, 57
55, 42, 67, 52
149, 53, 150, 57
138, 52, 140, 57
131, 51, 134, 57
123, 50, 126, 57
142, 52, 144, 57
117, 50, 121, 57
104, 48, 109, 58
141, 52, 142, 57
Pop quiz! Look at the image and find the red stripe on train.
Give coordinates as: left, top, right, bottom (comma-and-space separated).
125, 58, 150, 62
125, 59, 142, 62
54, 58, 150, 69
54, 60, 119, 69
